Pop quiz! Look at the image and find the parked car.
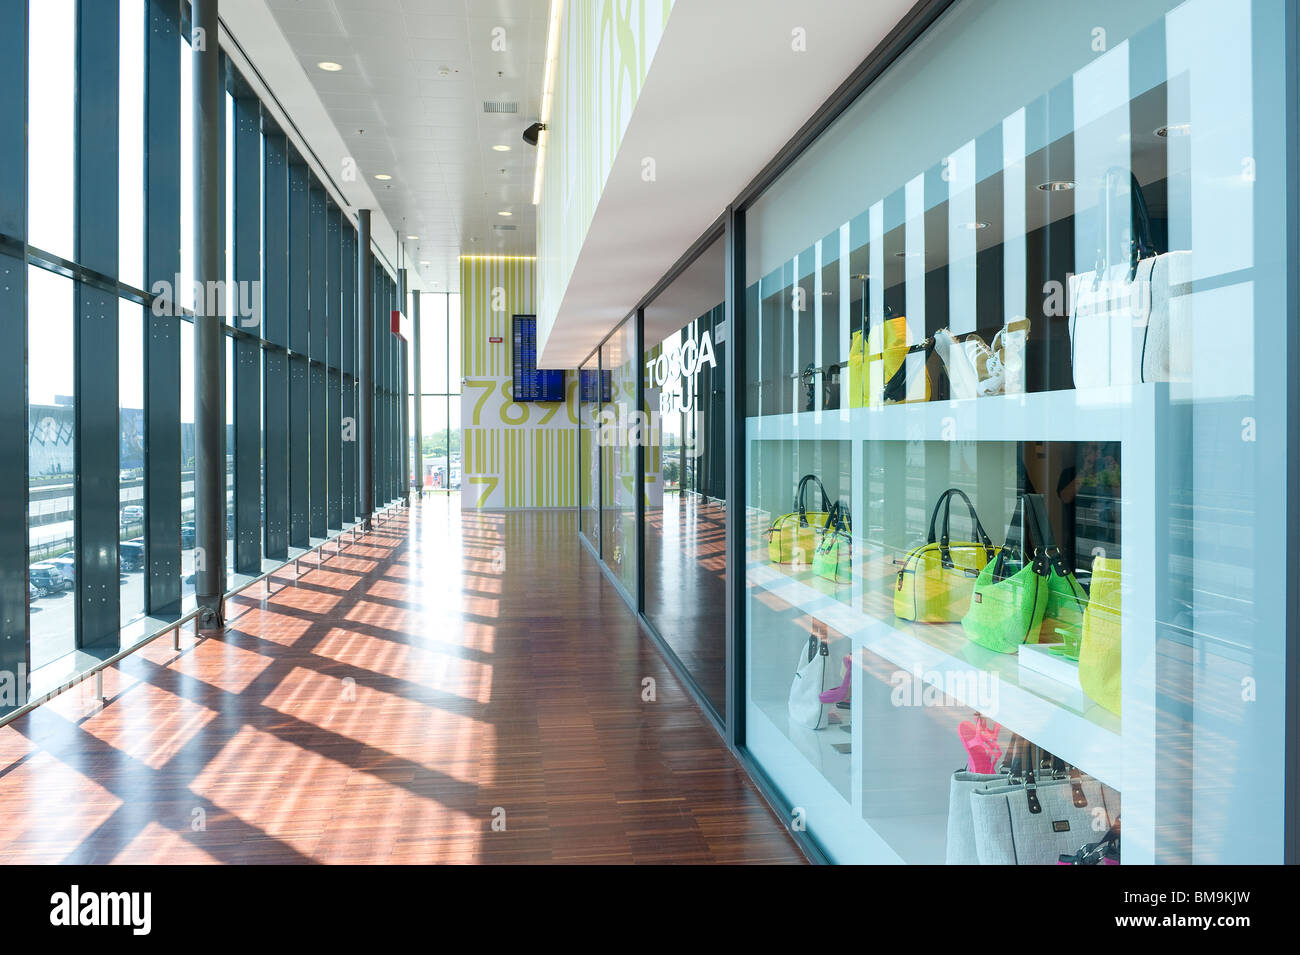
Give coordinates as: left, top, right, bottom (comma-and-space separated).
120, 504, 144, 527
30, 563, 70, 596
181, 522, 196, 549
50, 555, 76, 584
120, 538, 146, 572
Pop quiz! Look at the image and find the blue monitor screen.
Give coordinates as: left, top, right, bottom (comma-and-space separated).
512, 315, 566, 402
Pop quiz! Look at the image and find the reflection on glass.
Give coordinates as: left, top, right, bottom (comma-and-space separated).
27, 267, 76, 670
600, 322, 637, 594
643, 236, 727, 715
742, 0, 1288, 864
180, 320, 196, 599
120, 301, 146, 627
579, 354, 600, 545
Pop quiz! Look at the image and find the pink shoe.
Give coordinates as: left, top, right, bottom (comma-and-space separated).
820, 655, 853, 704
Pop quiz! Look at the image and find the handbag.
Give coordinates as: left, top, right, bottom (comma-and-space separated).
945, 732, 1028, 865
1078, 556, 1122, 716
848, 314, 932, 406
895, 488, 998, 623
962, 494, 1051, 653
813, 503, 852, 584
969, 745, 1120, 865
766, 474, 832, 564
1068, 169, 1193, 388
788, 634, 832, 729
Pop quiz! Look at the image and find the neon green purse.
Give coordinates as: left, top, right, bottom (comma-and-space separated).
962, 494, 1053, 653
1078, 557, 1121, 715
767, 474, 832, 565
813, 504, 852, 584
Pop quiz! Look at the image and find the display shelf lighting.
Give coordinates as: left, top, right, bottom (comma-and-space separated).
533, 0, 564, 205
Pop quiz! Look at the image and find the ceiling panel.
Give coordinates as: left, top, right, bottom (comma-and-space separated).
265, 0, 550, 292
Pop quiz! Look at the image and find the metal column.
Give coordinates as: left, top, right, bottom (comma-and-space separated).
76, 0, 122, 648
192, 0, 224, 626
0, 0, 30, 710
412, 291, 422, 498
357, 210, 374, 527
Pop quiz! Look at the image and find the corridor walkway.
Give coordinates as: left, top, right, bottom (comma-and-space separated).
0, 499, 803, 864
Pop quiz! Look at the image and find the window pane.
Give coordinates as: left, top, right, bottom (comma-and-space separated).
600, 321, 637, 595
28, 0, 75, 260
179, 37, 194, 311
742, 0, 1290, 865
447, 293, 462, 390
226, 334, 234, 569
643, 235, 726, 716
119, 300, 145, 627
180, 320, 195, 597
28, 267, 76, 670
119, 0, 145, 289
421, 292, 449, 394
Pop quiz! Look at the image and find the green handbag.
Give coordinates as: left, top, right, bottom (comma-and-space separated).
813, 503, 852, 584
962, 493, 1060, 653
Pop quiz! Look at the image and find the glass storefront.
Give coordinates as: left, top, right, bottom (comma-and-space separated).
600, 320, 638, 596
742, 0, 1290, 863
643, 236, 727, 716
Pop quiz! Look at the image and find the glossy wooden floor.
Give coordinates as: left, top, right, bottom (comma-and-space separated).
0, 499, 804, 864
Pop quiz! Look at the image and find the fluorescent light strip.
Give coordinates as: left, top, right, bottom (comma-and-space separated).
533, 0, 564, 205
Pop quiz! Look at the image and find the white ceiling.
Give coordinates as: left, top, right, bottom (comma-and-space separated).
538, 0, 918, 367
256, 0, 551, 293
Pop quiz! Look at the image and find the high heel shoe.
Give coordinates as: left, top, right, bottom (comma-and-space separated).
819, 655, 853, 704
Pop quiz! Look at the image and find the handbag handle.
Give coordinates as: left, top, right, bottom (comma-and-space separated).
1095, 167, 1158, 283
822, 501, 851, 537
794, 474, 832, 525
925, 488, 996, 565
881, 337, 935, 403
1022, 494, 1086, 610
990, 493, 1052, 582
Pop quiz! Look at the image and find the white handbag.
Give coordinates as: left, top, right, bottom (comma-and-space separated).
788, 635, 831, 730
1068, 170, 1192, 388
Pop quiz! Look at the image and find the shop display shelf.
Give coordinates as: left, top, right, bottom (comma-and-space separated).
747, 560, 1123, 788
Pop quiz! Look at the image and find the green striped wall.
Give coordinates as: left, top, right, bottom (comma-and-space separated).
460, 256, 581, 509
537, 0, 676, 338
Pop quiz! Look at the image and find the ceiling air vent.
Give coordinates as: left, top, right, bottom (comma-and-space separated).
493, 223, 517, 231
482, 100, 519, 114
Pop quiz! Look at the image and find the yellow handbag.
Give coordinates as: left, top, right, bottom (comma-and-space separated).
894, 488, 998, 622
848, 316, 932, 406
767, 474, 833, 565
1079, 557, 1121, 716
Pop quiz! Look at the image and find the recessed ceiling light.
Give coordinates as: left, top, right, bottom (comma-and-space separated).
492, 144, 511, 152
374, 173, 393, 181
961, 221, 989, 230
497, 210, 513, 217
419, 260, 430, 265
317, 61, 343, 72
1155, 123, 1191, 138
406, 234, 419, 240
1037, 180, 1075, 191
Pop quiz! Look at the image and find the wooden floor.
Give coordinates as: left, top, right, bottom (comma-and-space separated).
0, 499, 804, 864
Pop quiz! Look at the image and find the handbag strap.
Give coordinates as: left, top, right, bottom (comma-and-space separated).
926, 488, 996, 565
1023, 494, 1087, 604
794, 473, 832, 524
1095, 167, 1158, 283
881, 337, 935, 403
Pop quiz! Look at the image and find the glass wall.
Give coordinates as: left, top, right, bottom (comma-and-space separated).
643, 236, 727, 715
578, 352, 601, 548
600, 319, 639, 596
742, 0, 1290, 864
1, 2, 395, 714
417, 292, 462, 493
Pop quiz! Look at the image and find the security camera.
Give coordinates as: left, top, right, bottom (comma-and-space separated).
522, 122, 547, 147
